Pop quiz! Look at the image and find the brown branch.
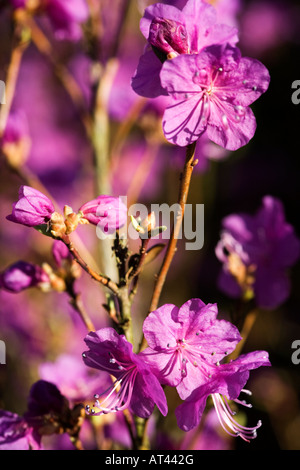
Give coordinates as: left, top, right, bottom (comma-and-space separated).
139, 142, 197, 351
68, 286, 96, 333
149, 142, 197, 312
129, 238, 150, 300
0, 15, 30, 137
62, 235, 119, 295
228, 309, 259, 361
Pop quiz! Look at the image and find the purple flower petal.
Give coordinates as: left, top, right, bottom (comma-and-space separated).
131, 46, 169, 98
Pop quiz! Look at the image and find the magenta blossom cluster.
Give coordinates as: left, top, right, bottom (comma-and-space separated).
132, 0, 270, 151
215, 195, 300, 309
82, 298, 270, 441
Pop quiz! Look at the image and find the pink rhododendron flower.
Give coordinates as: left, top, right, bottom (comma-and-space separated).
142, 298, 241, 399
132, 0, 239, 98
175, 350, 271, 440
82, 328, 168, 419
215, 195, 300, 309
160, 44, 270, 150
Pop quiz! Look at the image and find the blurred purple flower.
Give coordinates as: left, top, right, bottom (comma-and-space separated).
24, 380, 85, 440
215, 195, 300, 309
1, 110, 29, 145
175, 350, 271, 440
79, 195, 128, 234
82, 327, 168, 418
39, 353, 109, 405
6, 186, 55, 227
10, 0, 89, 41
132, 0, 239, 98
239, 1, 294, 56
0, 260, 50, 293
160, 44, 270, 150
210, 0, 242, 28
25, 380, 68, 419
0, 410, 40, 450
142, 298, 241, 399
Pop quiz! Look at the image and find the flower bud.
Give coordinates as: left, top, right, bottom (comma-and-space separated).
0, 261, 50, 293
51, 241, 81, 281
149, 17, 189, 59
78, 195, 127, 234
6, 186, 55, 228
52, 240, 71, 268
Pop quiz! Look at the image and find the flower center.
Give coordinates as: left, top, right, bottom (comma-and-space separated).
84, 352, 137, 416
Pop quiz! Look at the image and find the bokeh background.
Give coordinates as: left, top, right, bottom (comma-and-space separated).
0, 0, 300, 450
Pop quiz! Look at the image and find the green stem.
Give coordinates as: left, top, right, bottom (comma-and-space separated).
134, 416, 150, 450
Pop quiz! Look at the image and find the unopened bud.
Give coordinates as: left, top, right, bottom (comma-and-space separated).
149, 17, 189, 59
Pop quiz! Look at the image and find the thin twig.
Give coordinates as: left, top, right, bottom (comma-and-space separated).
129, 238, 150, 300
67, 281, 95, 332
228, 309, 259, 361
0, 16, 29, 137
62, 235, 119, 295
139, 142, 197, 351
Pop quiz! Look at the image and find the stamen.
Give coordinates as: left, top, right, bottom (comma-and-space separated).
212, 393, 262, 442
85, 363, 138, 416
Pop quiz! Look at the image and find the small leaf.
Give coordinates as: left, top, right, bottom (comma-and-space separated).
130, 215, 145, 233
144, 243, 165, 266
34, 224, 56, 239
148, 225, 167, 238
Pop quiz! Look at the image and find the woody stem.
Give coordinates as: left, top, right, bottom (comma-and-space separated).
139, 142, 197, 351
